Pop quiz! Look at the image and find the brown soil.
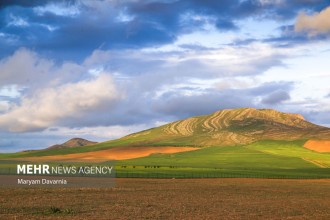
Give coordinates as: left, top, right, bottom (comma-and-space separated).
20, 146, 198, 162
1, 178, 330, 219
304, 140, 330, 152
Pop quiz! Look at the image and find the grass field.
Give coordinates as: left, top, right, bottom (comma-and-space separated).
1, 178, 330, 219
245, 140, 330, 167
1, 140, 330, 179
113, 140, 330, 178
117, 141, 312, 169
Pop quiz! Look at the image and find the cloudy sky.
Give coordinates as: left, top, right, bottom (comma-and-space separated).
0, 0, 330, 152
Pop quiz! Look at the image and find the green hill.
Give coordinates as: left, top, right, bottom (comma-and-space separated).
1, 108, 330, 178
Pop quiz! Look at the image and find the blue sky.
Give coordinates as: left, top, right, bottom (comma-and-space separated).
0, 0, 330, 152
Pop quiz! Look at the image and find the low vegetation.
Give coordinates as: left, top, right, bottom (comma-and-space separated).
1, 178, 330, 219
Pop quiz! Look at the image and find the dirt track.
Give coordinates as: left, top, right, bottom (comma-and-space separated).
1, 178, 330, 219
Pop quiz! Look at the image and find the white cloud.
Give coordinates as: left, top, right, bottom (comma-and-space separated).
34, 3, 80, 17
94, 42, 289, 85
258, 0, 284, 5
0, 48, 87, 90
0, 32, 19, 45
261, 90, 291, 105
295, 7, 330, 36
215, 78, 258, 90
0, 49, 127, 133
0, 48, 54, 87
0, 41, 324, 136
7, 14, 29, 27
83, 50, 112, 66
39, 24, 58, 32
0, 74, 121, 132
0, 101, 10, 113
0, 85, 22, 98
116, 10, 134, 23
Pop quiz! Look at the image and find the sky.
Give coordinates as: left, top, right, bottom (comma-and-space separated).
0, 0, 330, 152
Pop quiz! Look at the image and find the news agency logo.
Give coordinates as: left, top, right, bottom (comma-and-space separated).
16, 164, 114, 175
17, 164, 50, 174
0, 160, 116, 188
8, 163, 116, 187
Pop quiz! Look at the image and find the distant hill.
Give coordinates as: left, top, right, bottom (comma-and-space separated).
120, 108, 330, 147
47, 138, 97, 150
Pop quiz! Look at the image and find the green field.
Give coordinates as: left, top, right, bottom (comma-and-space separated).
1, 140, 330, 179
245, 140, 330, 167
111, 140, 330, 178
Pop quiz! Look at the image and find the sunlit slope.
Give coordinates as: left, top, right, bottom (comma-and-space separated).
246, 140, 330, 167
120, 108, 330, 147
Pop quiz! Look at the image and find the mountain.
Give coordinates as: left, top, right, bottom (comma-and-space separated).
47, 138, 97, 150
121, 108, 330, 147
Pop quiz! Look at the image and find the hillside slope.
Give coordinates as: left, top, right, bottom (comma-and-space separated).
121, 108, 330, 147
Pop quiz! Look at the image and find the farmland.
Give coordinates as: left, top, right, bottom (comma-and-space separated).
1, 178, 330, 219
114, 140, 330, 179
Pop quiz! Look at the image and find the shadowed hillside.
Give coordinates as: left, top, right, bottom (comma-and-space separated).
47, 138, 97, 150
